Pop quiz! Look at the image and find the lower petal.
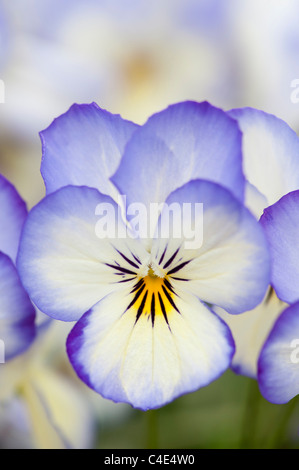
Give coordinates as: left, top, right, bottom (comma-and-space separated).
67, 287, 234, 410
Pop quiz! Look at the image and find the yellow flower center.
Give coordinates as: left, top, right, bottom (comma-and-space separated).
128, 267, 179, 328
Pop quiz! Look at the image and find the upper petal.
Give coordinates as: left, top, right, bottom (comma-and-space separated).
0, 252, 36, 361
17, 185, 149, 322
260, 190, 299, 304
229, 107, 299, 216
0, 175, 27, 263
258, 301, 299, 404
40, 103, 139, 199
112, 101, 244, 207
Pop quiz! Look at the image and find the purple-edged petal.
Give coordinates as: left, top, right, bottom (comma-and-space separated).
67, 287, 234, 410
112, 101, 244, 207
151, 179, 270, 314
40, 103, 139, 199
229, 107, 299, 215
260, 190, 299, 304
0, 175, 27, 263
0, 252, 36, 360
258, 302, 299, 404
17, 185, 149, 322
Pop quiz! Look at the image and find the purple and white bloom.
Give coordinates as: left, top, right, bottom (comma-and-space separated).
258, 301, 299, 404
256, 191, 299, 403
217, 107, 299, 400
0, 175, 35, 360
216, 108, 299, 378
0, 175, 94, 448
260, 191, 299, 305
18, 101, 270, 410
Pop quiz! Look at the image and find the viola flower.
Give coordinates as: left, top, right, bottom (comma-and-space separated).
18, 101, 270, 410
0, 175, 35, 359
260, 191, 299, 305
228, 107, 299, 219
0, 174, 94, 448
257, 191, 299, 403
215, 107, 299, 378
258, 301, 299, 405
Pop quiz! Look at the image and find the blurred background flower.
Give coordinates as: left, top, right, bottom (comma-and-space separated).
0, 0, 235, 207
1, 0, 299, 206
1, 0, 299, 449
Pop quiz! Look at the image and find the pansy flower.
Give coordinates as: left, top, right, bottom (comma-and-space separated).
18, 101, 270, 410
215, 107, 299, 378
0, 175, 35, 359
0, 175, 94, 448
257, 191, 299, 403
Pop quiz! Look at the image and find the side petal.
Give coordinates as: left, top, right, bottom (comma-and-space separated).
260, 190, 299, 304
40, 103, 139, 199
152, 179, 270, 314
0, 175, 27, 263
67, 287, 234, 410
0, 252, 36, 361
258, 302, 299, 404
112, 101, 244, 207
229, 107, 299, 215
17, 185, 149, 322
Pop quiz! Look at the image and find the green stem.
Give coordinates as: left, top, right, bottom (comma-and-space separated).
240, 379, 261, 449
266, 397, 298, 449
146, 409, 159, 449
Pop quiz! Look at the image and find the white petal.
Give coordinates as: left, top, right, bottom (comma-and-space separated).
215, 289, 287, 378
67, 286, 234, 410
151, 179, 270, 314
18, 185, 149, 321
